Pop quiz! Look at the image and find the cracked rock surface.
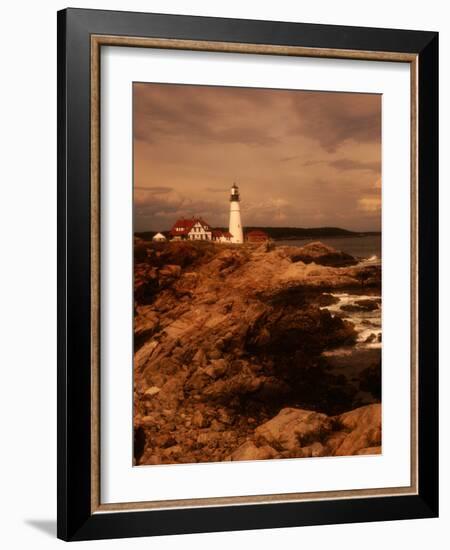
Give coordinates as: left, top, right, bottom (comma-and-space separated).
133, 240, 381, 465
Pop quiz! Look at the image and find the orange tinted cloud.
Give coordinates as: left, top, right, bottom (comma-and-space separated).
133, 83, 381, 232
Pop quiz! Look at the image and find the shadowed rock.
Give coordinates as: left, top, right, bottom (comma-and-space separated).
287, 241, 359, 267
133, 241, 381, 465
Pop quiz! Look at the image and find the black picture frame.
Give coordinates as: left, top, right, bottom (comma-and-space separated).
57, 7, 438, 541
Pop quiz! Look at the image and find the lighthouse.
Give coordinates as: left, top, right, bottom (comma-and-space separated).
229, 183, 244, 244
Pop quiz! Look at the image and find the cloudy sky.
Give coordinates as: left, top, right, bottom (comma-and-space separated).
133, 82, 381, 232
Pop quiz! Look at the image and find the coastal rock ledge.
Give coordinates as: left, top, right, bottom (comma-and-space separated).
133, 240, 382, 465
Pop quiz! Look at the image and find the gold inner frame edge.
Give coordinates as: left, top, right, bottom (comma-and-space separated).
90, 34, 419, 514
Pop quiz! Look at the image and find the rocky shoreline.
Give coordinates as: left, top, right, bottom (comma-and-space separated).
133, 239, 381, 465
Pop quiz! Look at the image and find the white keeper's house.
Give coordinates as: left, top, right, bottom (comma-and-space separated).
170, 217, 213, 241
169, 217, 234, 242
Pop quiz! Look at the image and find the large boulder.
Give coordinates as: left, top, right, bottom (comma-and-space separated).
332, 403, 381, 456
255, 408, 332, 452
287, 241, 358, 267
229, 440, 278, 461
246, 306, 356, 355
249, 404, 381, 458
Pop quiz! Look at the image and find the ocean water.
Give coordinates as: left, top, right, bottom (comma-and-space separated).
276, 235, 383, 352
322, 293, 382, 351
276, 235, 381, 261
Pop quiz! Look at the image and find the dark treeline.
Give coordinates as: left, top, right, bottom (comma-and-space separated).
242, 227, 380, 240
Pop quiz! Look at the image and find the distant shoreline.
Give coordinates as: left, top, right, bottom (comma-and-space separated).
135, 227, 381, 241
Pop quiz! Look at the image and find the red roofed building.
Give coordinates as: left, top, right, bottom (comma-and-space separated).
170, 217, 212, 241
169, 217, 237, 244
212, 229, 233, 243
246, 230, 269, 243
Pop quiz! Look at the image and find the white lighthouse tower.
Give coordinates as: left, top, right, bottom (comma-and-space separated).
229, 182, 244, 244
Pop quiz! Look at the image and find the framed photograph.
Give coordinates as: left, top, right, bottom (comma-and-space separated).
57, 8, 438, 541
